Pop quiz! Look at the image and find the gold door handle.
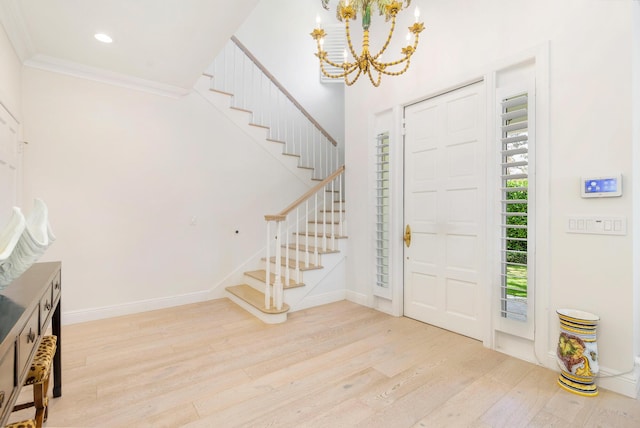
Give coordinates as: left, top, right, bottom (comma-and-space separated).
404, 224, 412, 247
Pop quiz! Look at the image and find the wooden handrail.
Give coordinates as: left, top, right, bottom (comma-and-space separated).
231, 36, 338, 147
264, 165, 345, 222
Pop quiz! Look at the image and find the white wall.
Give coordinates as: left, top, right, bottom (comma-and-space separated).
21, 67, 310, 318
0, 25, 21, 118
235, 0, 345, 148
344, 0, 638, 396
0, 25, 23, 228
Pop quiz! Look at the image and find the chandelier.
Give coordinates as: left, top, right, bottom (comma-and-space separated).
311, 0, 425, 87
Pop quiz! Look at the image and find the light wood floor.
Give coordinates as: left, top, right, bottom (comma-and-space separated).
10, 299, 640, 427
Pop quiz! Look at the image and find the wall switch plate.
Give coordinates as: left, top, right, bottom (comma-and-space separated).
566, 216, 627, 235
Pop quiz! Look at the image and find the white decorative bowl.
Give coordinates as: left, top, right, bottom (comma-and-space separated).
0, 199, 56, 289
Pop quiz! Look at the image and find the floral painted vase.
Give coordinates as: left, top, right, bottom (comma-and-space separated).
556, 308, 599, 396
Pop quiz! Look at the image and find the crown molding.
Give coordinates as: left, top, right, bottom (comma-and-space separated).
24, 54, 191, 98
0, 0, 36, 62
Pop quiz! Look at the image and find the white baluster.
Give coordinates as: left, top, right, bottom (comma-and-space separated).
322, 184, 327, 252
265, 222, 271, 309
285, 216, 290, 288
274, 221, 283, 310
305, 200, 310, 267
339, 173, 344, 237
295, 208, 301, 283
314, 192, 319, 265
331, 178, 336, 249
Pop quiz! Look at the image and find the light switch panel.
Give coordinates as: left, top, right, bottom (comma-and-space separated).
566, 216, 627, 235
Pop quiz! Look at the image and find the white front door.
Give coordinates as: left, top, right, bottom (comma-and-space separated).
403, 82, 486, 340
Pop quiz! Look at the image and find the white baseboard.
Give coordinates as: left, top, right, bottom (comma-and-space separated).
346, 290, 370, 307
290, 289, 347, 312
62, 290, 211, 325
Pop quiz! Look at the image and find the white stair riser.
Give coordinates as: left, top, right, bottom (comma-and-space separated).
295, 233, 347, 248
243, 276, 265, 292
316, 212, 346, 223
261, 260, 306, 283
305, 222, 344, 235
283, 247, 324, 265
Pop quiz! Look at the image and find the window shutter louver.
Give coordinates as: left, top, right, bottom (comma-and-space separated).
320, 24, 346, 84
499, 92, 531, 323
375, 132, 390, 289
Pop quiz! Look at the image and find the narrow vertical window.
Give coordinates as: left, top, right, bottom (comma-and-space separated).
375, 132, 390, 290
500, 93, 531, 322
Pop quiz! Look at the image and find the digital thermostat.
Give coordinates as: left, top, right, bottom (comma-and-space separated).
581, 174, 622, 198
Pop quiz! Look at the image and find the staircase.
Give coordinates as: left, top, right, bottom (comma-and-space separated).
196, 37, 347, 323
226, 170, 347, 323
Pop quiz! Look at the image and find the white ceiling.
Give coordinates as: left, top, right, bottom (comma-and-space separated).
0, 0, 260, 96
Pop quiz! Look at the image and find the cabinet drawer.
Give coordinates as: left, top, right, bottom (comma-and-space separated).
0, 343, 15, 415
17, 308, 39, 380
52, 271, 61, 303
39, 283, 54, 329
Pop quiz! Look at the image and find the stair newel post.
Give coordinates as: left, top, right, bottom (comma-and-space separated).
274, 220, 284, 310
265, 221, 272, 309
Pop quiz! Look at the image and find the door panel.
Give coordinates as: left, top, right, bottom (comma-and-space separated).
404, 82, 486, 340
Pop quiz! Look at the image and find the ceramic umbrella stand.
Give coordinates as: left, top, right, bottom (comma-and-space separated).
556, 308, 600, 396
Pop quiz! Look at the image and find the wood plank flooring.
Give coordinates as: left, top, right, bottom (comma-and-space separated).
9, 299, 639, 427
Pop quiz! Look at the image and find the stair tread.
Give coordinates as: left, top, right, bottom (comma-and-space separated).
245, 270, 305, 289
226, 284, 289, 314
308, 220, 342, 225
283, 243, 339, 254
264, 257, 323, 270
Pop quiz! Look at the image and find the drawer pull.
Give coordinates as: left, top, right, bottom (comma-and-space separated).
0, 391, 4, 408
45, 301, 52, 311
54, 281, 60, 290
27, 328, 36, 343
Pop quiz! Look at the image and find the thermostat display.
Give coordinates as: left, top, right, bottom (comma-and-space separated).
581, 174, 622, 198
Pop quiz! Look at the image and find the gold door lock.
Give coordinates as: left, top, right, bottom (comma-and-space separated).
404, 224, 411, 247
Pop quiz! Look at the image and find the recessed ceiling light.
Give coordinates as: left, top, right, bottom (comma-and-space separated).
94, 33, 113, 43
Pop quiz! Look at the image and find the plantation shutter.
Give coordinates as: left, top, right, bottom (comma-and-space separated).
375, 132, 390, 290
319, 24, 346, 83
500, 93, 531, 323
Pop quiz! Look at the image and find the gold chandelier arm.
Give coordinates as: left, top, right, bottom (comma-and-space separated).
371, 13, 397, 61
379, 58, 412, 76
317, 54, 359, 79
344, 67, 363, 86
366, 66, 383, 87
371, 31, 420, 72
344, 18, 361, 62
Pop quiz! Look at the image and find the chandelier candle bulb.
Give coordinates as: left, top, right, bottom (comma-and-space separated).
316, 14, 321, 28
414, 6, 420, 22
